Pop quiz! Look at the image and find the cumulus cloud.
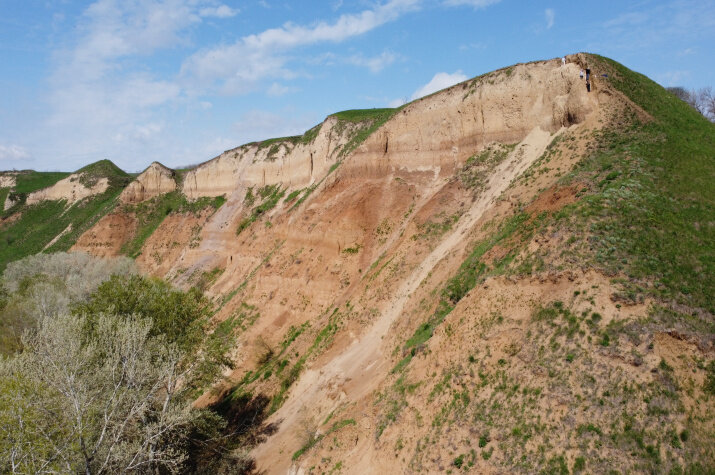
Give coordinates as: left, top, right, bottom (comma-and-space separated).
442, 0, 502, 9
410, 71, 468, 100
0, 144, 30, 162
42, 0, 225, 170
545, 8, 555, 29
199, 5, 238, 18
346, 51, 397, 73
266, 82, 299, 97
181, 0, 420, 93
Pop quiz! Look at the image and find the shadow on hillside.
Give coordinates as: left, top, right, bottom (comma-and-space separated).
186, 392, 279, 474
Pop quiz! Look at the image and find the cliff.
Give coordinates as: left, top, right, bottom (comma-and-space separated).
5, 54, 714, 474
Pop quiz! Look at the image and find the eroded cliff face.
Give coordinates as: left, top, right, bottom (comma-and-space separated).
70, 56, 714, 474
119, 162, 176, 204
25, 173, 109, 206
181, 116, 364, 199
344, 60, 593, 179
0, 174, 16, 188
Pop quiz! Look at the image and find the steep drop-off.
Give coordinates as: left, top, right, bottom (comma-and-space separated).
4, 54, 714, 473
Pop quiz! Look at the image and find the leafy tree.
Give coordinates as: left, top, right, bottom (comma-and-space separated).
75, 275, 209, 351
0, 252, 136, 355
0, 313, 200, 474
75, 274, 234, 395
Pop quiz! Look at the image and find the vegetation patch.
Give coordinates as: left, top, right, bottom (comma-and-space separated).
120, 191, 225, 258
0, 189, 123, 272
11, 171, 70, 194
331, 107, 400, 158
236, 184, 285, 235
550, 55, 715, 314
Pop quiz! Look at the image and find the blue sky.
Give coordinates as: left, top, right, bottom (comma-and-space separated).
1, 0, 713, 172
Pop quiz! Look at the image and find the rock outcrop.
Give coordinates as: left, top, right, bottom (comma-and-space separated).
119, 162, 176, 203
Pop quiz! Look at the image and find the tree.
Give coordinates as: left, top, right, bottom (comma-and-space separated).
667, 86, 715, 122
0, 252, 136, 355
75, 275, 209, 352
74, 274, 233, 393
0, 312, 201, 474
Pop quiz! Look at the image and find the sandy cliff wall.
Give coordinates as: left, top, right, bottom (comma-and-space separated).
119, 162, 176, 203
181, 117, 361, 199
26, 173, 109, 205
342, 60, 593, 179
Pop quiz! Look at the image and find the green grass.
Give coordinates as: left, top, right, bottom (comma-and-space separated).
330, 108, 396, 122
0, 160, 139, 271
76, 159, 131, 188
120, 191, 225, 258
11, 171, 70, 194
331, 108, 400, 158
555, 55, 715, 313
0, 188, 124, 273
236, 185, 285, 235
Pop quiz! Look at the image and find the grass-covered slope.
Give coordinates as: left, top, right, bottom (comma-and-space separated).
0, 160, 131, 272
371, 54, 715, 474
556, 55, 714, 315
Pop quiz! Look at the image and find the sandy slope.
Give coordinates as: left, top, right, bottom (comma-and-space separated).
252, 126, 562, 473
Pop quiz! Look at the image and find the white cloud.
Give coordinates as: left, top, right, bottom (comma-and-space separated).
459, 41, 487, 51
443, 0, 502, 9
599, 2, 715, 52
346, 51, 397, 73
199, 5, 238, 18
267, 82, 299, 97
545, 8, 555, 29
41, 0, 226, 170
0, 144, 29, 162
410, 71, 468, 100
181, 0, 420, 93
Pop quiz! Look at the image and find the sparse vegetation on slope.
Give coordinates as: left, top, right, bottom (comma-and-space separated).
120, 191, 225, 258
236, 185, 285, 235
0, 187, 123, 272
331, 107, 399, 158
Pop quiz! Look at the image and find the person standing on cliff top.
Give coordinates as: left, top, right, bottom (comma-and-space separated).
562, 56, 566, 65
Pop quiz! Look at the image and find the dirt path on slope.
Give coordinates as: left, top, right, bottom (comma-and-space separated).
252, 126, 561, 474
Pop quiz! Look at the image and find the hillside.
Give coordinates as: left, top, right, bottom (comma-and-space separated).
1, 53, 713, 473
0, 160, 132, 272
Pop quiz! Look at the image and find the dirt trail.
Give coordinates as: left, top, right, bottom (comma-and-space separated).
252, 126, 561, 474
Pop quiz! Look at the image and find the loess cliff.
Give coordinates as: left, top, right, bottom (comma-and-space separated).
5, 53, 713, 474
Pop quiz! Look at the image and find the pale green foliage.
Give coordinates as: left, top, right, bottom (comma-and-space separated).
3, 251, 136, 300
0, 252, 136, 354
0, 312, 199, 474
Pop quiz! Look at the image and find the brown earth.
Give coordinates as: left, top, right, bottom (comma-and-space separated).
70, 55, 713, 473
72, 213, 137, 257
